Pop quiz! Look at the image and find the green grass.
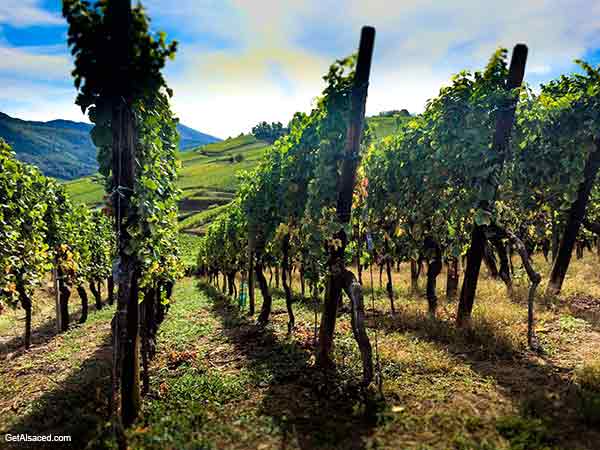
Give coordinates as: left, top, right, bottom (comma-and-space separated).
64, 135, 269, 208
119, 269, 600, 449
194, 134, 258, 155
179, 204, 230, 232
178, 233, 203, 270
63, 176, 106, 206
367, 115, 409, 141
177, 143, 266, 192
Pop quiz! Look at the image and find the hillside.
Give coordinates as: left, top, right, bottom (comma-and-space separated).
64, 115, 405, 234
66, 134, 271, 233
0, 112, 220, 180
368, 111, 412, 139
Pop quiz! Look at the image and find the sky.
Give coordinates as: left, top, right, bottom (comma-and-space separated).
0, 1, 599, 139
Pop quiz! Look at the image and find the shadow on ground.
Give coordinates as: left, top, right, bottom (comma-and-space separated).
380, 307, 600, 449
1, 299, 108, 358
3, 334, 113, 450
197, 281, 382, 450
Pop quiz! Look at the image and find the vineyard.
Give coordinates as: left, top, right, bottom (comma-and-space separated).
1, 1, 600, 449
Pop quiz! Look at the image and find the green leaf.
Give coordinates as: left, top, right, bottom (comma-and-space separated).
143, 178, 159, 191
474, 209, 492, 226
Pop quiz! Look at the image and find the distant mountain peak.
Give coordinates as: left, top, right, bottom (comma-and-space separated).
0, 111, 220, 180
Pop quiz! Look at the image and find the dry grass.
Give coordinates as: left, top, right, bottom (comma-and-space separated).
197, 250, 600, 449
1, 250, 599, 449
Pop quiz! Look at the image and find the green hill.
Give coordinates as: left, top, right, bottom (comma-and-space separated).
368, 110, 412, 140
65, 114, 405, 235
0, 111, 220, 180
65, 134, 271, 234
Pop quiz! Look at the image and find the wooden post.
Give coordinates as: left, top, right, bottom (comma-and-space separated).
318, 26, 375, 385
109, 0, 141, 429
456, 44, 528, 328
546, 141, 600, 295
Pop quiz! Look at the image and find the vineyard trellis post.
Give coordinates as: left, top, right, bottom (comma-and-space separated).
546, 141, 600, 295
317, 26, 375, 385
109, 0, 141, 429
456, 44, 528, 328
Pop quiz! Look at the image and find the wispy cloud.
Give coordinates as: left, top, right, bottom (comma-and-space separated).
157, 0, 600, 136
0, 44, 71, 81
0, 0, 62, 27
1, 0, 600, 137
0, 76, 84, 123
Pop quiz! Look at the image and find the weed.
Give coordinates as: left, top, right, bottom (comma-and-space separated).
496, 416, 555, 450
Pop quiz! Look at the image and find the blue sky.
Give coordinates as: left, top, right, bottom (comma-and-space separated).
1, 0, 599, 138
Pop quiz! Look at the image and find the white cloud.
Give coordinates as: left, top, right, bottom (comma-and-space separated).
0, 0, 62, 27
143, 0, 245, 45
0, 76, 86, 123
165, 43, 330, 137
0, 45, 71, 81
158, 0, 600, 136
2, 0, 600, 137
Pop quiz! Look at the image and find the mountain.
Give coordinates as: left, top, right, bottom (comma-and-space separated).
0, 112, 220, 180
177, 122, 220, 150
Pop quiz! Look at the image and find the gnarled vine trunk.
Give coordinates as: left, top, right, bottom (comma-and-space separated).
385, 257, 395, 314
248, 250, 255, 315
355, 225, 363, 285
256, 259, 273, 326
16, 278, 32, 349
490, 236, 513, 295
425, 238, 442, 316
107, 276, 115, 305
300, 263, 306, 297
227, 271, 236, 297
410, 259, 422, 294
58, 273, 71, 332
78, 285, 89, 324
483, 241, 499, 279
576, 241, 584, 259
140, 286, 158, 395
583, 220, 600, 263
281, 235, 295, 333
494, 226, 542, 349
90, 279, 103, 310
446, 258, 459, 300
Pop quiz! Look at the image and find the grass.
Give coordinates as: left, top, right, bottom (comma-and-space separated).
64, 135, 270, 208
179, 203, 230, 232
178, 232, 203, 270
0, 284, 114, 447
62, 176, 106, 206
194, 134, 259, 155
2, 251, 600, 449
367, 115, 410, 141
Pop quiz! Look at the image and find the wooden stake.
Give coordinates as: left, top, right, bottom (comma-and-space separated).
318, 26, 376, 385
456, 44, 528, 328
